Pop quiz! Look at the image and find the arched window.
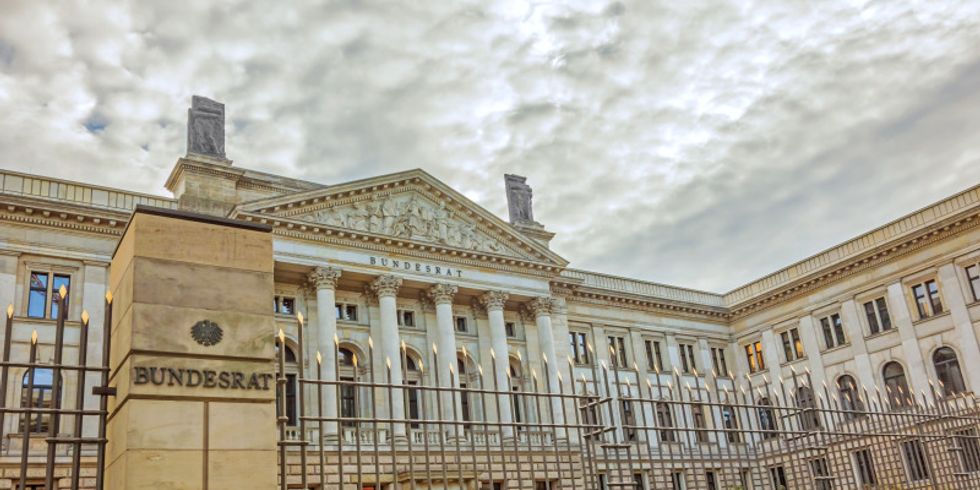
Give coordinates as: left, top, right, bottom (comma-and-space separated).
509, 359, 524, 425
757, 397, 777, 439
883, 361, 912, 409
656, 402, 675, 442
933, 347, 966, 396
275, 341, 298, 426
338, 347, 355, 367
457, 355, 472, 428
404, 351, 423, 428
721, 405, 741, 443
21, 368, 60, 433
796, 386, 821, 430
837, 375, 864, 419
338, 345, 361, 427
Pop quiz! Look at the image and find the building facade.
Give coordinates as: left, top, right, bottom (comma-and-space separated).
1, 98, 980, 489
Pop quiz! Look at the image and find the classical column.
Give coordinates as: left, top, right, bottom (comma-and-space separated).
527, 297, 566, 439
480, 290, 514, 438
308, 266, 342, 442
428, 283, 461, 434
370, 274, 406, 440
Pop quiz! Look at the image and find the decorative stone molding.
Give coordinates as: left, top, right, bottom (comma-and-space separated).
369, 274, 403, 298
427, 283, 458, 306
525, 297, 553, 319
469, 297, 488, 318
307, 266, 342, 291
479, 291, 509, 311
418, 291, 435, 312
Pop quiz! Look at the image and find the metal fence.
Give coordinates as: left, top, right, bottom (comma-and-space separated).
278, 338, 980, 490
0, 289, 113, 490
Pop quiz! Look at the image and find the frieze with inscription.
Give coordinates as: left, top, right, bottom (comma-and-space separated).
134, 366, 275, 391
369, 256, 463, 278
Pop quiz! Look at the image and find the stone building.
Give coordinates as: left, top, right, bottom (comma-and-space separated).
1, 97, 979, 489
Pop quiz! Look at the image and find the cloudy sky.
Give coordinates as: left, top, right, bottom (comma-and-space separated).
1, 1, 979, 292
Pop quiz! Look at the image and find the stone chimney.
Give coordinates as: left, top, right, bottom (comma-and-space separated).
504, 174, 555, 247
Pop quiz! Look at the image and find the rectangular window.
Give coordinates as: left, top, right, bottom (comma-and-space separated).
570, 332, 590, 365
27, 271, 70, 320
273, 296, 295, 315
722, 405, 740, 443
819, 313, 847, 349
397, 309, 415, 327
810, 458, 833, 490
455, 316, 468, 333
633, 473, 645, 490
608, 336, 628, 368
671, 471, 686, 490
956, 428, 980, 473
679, 343, 696, 374
645, 340, 664, 372
780, 328, 804, 362
911, 279, 944, 319
692, 404, 707, 443
711, 347, 728, 376
656, 402, 675, 442
335, 303, 358, 322
705, 471, 717, 490
622, 399, 637, 441
853, 449, 876, 486
968, 264, 980, 302
505, 321, 516, 338
901, 439, 930, 482
768, 466, 787, 490
745, 341, 765, 373
863, 297, 892, 334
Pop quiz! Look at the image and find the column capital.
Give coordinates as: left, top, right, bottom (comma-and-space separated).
479, 290, 509, 311
427, 283, 458, 306
524, 296, 553, 318
308, 266, 342, 291
369, 274, 403, 298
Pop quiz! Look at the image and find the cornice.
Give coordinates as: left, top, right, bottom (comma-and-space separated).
554, 280, 730, 324
0, 198, 128, 237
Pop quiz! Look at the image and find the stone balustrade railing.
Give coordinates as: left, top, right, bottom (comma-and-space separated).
0, 169, 177, 212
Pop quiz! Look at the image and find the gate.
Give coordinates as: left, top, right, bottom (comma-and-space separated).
0, 288, 113, 489
278, 339, 980, 490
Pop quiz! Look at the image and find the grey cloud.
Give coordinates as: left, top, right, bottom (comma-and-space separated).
0, 0, 978, 291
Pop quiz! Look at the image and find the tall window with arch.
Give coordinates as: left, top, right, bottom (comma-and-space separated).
796, 386, 821, 431
457, 355, 473, 430
21, 367, 60, 433
275, 341, 298, 426
933, 347, 966, 396
404, 352, 423, 428
509, 358, 524, 428
338, 346, 360, 427
837, 374, 864, 419
757, 397, 777, 439
883, 361, 912, 409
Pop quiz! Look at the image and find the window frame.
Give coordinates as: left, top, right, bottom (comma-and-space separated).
26, 269, 72, 320
454, 315, 469, 333
645, 339, 665, 373
607, 335, 629, 369
273, 295, 296, 316
900, 438, 931, 483
744, 340, 766, 374
396, 308, 416, 328
678, 342, 697, 374
818, 313, 847, 350
779, 328, 805, 363
335, 302, 359, 322
569, 331, 591, 365
967, 263, 980, 303
862, 296, 892, 335
710, 346, 728, 377
933, 347, 966, 397
909, 278, 945, 320
853, 448, 877, 486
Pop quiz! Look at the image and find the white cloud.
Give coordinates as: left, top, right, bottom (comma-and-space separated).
0, 0, 979, 290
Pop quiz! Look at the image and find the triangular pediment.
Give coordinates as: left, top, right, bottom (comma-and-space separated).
233, 170, 568, 268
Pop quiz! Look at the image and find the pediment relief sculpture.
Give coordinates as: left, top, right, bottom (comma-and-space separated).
299, 193, 523, 257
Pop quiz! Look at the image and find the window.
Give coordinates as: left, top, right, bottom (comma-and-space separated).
633, 473, 645, 490
570, 332, 590, 365
796, 386, 821, 430
780, 328, 804, 362
837, 375, 864, 419
458, 357, 472, 427
275, 342, 298, 426
273, 295, 295, 315
20, 368, 59, 433
809, 458, 833, 490
691, 404, 708, 443
911, 279, 944, 319
745, 341, 765, 373
955, 428, 980, 473
656, 402, 676, 442
705, 471, 717, 490
721, 405, 741, 443
581, 394, 601, 431
505, 321, 516, 338
678, 343, 696, 374
863, 297, 892, 334
853, 449, 876, 486
535, 481, 557, 490
710, 347, 728, 376
621, 399, 637, 441
671, 471, 686, 490
768, 466, 787, 489
901, 439, 930, 482
968, 264, 980, 302
397, 309, 415, 327
454, 316, 468, 333
933, 347, 966, 396
27, 271, 70, 319
645, 340, 664, 372
608, 336, 628, 368
883, 361, 912, 409
335, 303, 358, 322
338, 347, 359, 428
758, 397, 777, 439
819, 313, 846, 349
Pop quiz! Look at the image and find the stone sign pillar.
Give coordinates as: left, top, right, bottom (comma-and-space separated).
105, 206, 276, 489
